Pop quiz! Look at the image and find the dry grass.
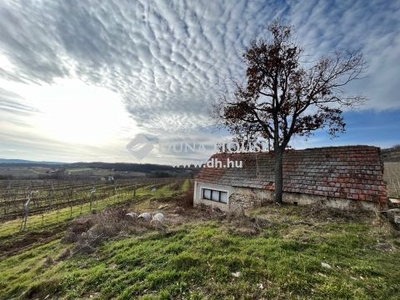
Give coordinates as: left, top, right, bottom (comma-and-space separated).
384, 162, 400, 198
62, 207, 160, 255
2, 190, 400, 299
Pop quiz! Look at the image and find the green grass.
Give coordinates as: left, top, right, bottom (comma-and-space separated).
1, 202, 399, 299
0, 191, 134, 239
181, 179, 192, 192
147, 180, 189, 199
0, 180, 182, 239
2, 222, 400, 299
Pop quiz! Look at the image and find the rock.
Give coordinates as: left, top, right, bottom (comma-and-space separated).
126, 212, 138, 219
158, 204, 169, 210
231, 271, 241, 278
150, 213, 166, 228
173, 206, 185, 213
385, 209, 400, 226
321, 262, 332, 269
138, 212, 152, 221
152, 213, 165, 223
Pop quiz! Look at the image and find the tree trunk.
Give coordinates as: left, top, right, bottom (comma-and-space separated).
274, 146, 284, 204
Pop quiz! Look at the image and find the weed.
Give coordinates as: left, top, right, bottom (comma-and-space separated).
1, 191, 400, 299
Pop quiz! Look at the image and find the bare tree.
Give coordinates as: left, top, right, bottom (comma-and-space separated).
213, 21, 367, 204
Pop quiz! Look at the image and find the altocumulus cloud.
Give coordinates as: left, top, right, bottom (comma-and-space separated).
0, 0, 399, 162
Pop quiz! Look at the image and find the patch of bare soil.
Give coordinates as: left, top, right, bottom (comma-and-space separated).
0, 223, 67, 258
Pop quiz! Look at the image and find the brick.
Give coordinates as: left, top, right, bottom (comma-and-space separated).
196, 145, 386, 205
349, 194, 359, 200
355, 184, 363, 189
358, 194, 367, 201
365, 195, 374, 201
378, 185, 386, 192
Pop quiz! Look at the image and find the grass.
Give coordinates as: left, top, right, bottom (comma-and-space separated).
0, 191, 137, 239
0, 179, 181, 240
0, 195, 399, 299
180, 179, 192, 192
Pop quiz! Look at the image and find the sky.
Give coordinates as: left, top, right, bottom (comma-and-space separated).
0, 0, 399, 165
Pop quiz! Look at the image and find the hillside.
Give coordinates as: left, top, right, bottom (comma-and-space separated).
0, 158, 62, 166
0, 160, 198, 180
0, 183, 399, 299
381, 146, 400, 162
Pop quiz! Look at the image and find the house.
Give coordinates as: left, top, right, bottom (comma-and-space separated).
193, 145, 387, 213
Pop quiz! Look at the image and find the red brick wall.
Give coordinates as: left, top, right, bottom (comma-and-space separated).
196, 146, 387, 206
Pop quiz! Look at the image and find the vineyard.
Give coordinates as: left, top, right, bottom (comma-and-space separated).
0, 161, 398, 228
0, 177, 184, 231
0, 169, 399, 298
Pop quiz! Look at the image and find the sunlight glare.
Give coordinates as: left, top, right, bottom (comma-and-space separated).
28, 79, 130, 145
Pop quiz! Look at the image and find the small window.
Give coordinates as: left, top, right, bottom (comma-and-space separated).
220, 192, 227, 203
211, 190, 220, 201
202, 188, 228, 204
203, 189, 211, 199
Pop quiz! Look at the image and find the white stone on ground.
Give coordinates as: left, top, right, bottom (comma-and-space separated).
151, 213, 165, 223
138, 212, 152, 221
126, 212, 138, 219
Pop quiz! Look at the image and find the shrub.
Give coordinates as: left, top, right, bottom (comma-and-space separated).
62, 207, 160, 255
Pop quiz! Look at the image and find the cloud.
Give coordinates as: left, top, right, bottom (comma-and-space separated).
0, 87, 42, 151
0, 1, 71, 83
0, 88, 40, 116
0, 0, 285, 136
0, 0, 399, 161
287, 0, 400, 110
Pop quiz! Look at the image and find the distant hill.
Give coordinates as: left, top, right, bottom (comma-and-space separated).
0, 159, 199, 179
381, 146, 400, 162
67, 161, 177, 172
0, 158, 62, 166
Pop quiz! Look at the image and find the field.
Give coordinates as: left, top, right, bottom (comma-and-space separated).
0, 177, 399, 299
0, 177, 177, 224
384, 162, 400, 198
